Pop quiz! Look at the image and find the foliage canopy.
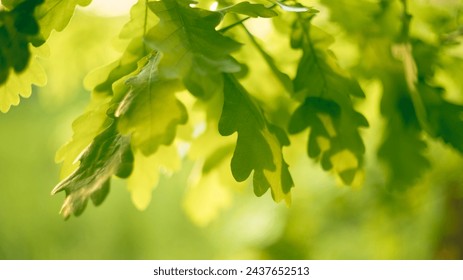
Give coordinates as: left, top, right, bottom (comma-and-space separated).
1, 0, 462, 220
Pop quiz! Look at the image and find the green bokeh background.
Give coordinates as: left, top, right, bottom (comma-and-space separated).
1, 5, 463, 260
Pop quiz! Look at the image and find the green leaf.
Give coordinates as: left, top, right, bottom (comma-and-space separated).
34, 0, 92, 44
0, 0, 43, 84
219, 74, 293, 202
119, 0, 158, 40
218, 2, 278, 18
1, 0, 18, 9
289, 17, 368, 185
0, 45, 47, 113
127, 144, 181, 210
419, 83, 463, 154
53, 3, 164, 216
117, 54, 188, 156
412, 40, 463, 154
241, 22, 293, 93
52, 123, 133, 219
86, 39, 146, 93
378, 72, 430, 189
145, 0, 241, 98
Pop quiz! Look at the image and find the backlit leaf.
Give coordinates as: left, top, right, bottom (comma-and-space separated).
117, 54, 188, 156
219, 74, 293, 202
128, 144, 181, 210
145, 0, 241, 98
55, 93, 112, 178
0, 45, 47, 113
119, 0, 159, 40
289, 16, 368, 185
52, 123, 133, 219
219, 2, 278, 18
34, 0, 92, 43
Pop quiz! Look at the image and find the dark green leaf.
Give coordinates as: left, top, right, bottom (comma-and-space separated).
0, 0, 43, 82
289, 16, 368, 185
412, 40, 463, 153
90, 180, 110, 206
419, 84, 463, 154
241, 22, 293, 93
219, 74, 293, 202
378, 72, 430, 189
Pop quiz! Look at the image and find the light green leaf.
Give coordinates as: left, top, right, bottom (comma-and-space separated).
241, 22, 293, 93
145, 0, 241, 98
119, 0, 159, 39
117, 54, 188, 155
219, 74, 293, 203
128, 144, 181, 210
185, 101, 238, 225
58, 41, 147, 182
218, 2, 278, 18
0, 45, 47, 113
184, 157, 234, 227
52, 123, 133, 219
84, 39, 145, 93
34, 0, 92, 43
419, 84, 463, 154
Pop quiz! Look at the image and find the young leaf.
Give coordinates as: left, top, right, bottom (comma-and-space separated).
289, 16, 368, 185
219, 74, 293, 202
241, 22, 293, 93
117, 54, 188, 156
119, 0, 159, 40
34, 0, 92, 44
412, 40, 463, 154
128, 144, 181, 210
218, 2, 278, 18
52, 123, 133, 219
0, 46, 47, 113
144, 0, 241, 98
184, 156, 234, 227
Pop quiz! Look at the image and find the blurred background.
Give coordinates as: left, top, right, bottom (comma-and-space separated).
1, 0, 463, 259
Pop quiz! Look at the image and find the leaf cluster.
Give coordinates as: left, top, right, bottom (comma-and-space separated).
1, 0, 462, 220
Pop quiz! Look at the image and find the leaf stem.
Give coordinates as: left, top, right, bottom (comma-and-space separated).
218, 16, 251, 33
296, 13, 327, 98
143, 0, 150, 54
218, 1, 283, 33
